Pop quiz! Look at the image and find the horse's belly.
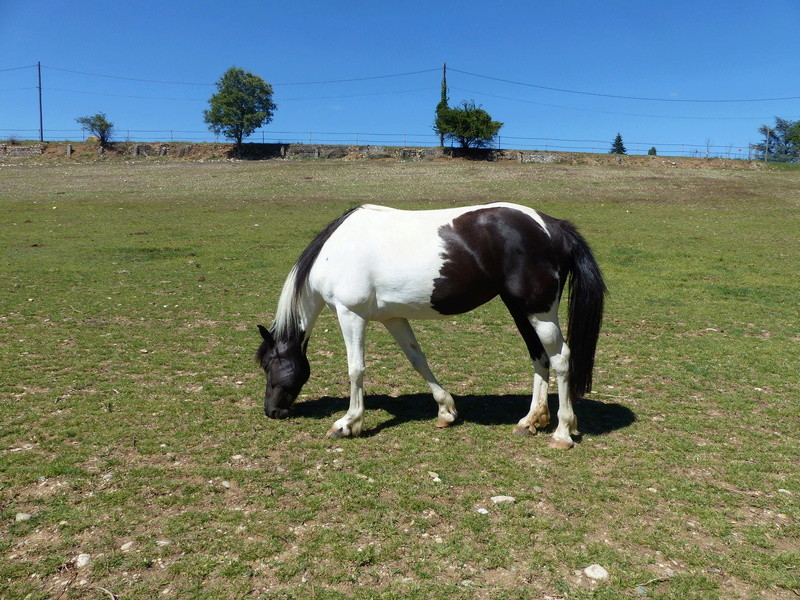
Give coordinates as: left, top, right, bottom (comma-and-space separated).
371, 287, 447, 320
321, 268, 446, 321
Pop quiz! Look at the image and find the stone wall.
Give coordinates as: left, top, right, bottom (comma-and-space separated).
0, 144, 44, 157
11, 140, 573, 165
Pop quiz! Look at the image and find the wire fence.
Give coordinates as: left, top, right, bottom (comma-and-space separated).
0, 127, 756, 159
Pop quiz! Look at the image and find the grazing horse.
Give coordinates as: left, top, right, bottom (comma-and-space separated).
256, 203, 606, 449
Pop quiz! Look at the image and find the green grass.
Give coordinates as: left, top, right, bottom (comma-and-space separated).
1, 159, 799, 599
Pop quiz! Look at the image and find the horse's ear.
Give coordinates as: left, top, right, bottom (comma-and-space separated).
257, 324, 275, 346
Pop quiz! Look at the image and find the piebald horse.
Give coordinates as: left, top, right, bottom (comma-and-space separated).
256, 203, 606, 449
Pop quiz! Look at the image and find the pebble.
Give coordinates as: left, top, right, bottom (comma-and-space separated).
75, 554, 91, 569
583, 564, 609, 581
491, 495, 516, 505
120, 541, 135, 552
476, 508, 490, 515
15, 512, 32, 522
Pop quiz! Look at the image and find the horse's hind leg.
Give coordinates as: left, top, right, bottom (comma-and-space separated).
513, 359, 550, 435
529, 311, 578, 449
382, 317, 458, 427
502, 295, 551, 435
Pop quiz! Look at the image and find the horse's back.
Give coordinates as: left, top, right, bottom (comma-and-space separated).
309, 203, 562, 319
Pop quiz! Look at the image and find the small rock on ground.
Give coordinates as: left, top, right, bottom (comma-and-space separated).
75, 554, 91, 569
491, 495, 516, 504
583, 564, 609, 581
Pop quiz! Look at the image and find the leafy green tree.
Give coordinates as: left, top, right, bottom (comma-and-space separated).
788, 121, 800, 147
610, 133, 626, 155
648, 146, 657, 156
204, 67, 276, 149
754, 117, 799, 162
438, 100, 503, 149
76, 112, 114, 147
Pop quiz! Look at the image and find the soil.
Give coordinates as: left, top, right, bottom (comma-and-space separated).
1, 140, 763, 170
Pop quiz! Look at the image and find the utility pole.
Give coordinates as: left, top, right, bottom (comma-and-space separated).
37, 62, 43, 142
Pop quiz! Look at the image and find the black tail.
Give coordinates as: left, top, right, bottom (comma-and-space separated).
561, 221, 606, 399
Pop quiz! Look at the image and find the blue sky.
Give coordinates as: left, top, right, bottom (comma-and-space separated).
2, 1, 799, 156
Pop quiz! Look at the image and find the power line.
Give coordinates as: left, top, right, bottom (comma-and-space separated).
449, 67, 800, 103
273, 68, 440, 86
0, 64, 37, 73
46, 87, 207, 101
43, 65, 214, 86
452, 87, 778, 121
281, 86, 438, 101
45, 85, 437, 103
40, 65, 440, 87
28, 62, 800, 104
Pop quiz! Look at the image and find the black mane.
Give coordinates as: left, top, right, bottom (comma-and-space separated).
293, 206, 360, 297
267, 206, 360, 347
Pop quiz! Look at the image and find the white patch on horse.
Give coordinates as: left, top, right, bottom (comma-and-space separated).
310, 205, 461, 320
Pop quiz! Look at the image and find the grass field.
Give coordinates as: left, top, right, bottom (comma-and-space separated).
1, 158, 798, 599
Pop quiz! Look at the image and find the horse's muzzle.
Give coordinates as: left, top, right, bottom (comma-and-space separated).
265, 406, 291, 419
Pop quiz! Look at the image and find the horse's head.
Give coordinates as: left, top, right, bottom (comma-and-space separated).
256, 324, 310, 419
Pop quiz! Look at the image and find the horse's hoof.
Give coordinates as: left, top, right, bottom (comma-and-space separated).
513, 424, 534, 436
547, 438, 574, 450
435, 418, 454, 428
327, 427, 346, 439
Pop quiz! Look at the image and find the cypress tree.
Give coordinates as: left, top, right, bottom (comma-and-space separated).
434, 63, 449, 147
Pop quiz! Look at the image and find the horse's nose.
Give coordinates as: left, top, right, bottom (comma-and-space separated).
266, 408, 290, 419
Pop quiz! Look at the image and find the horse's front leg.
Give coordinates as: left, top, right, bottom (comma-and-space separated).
328, 307, 367, 438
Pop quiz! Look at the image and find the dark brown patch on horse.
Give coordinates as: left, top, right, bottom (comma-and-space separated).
431, 207, 567, 316
431, 206, 577, 366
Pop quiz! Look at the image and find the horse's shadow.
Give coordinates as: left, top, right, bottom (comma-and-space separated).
294, 392, 636, 438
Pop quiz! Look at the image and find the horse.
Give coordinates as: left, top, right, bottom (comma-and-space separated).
256, 202, 606, 449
